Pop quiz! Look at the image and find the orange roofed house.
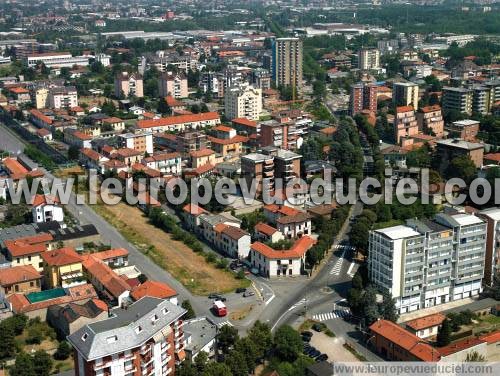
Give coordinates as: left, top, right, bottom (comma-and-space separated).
0, 265, 41, 302
416, 105, 444, 138
130, 280, 178, 305
394, 106, 419, 146
41, 247, 84, 289
263, 204, 312, 239
82, 255, 131, 307
404, 313, 446, 339
249, 236, 316, 278
369, 319, 441, 361
4, 233, 53, 272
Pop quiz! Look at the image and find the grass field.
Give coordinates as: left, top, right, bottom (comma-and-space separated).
92, 200, 249, 295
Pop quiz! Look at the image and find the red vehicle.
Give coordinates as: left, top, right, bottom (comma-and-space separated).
213, 300, 227, 317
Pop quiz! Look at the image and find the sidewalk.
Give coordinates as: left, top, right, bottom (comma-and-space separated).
398, 297, 476, 323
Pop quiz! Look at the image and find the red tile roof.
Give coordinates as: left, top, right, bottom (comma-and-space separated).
102, 117, 123, 124
91, 248, 129, 261
10, 87, 29, 94
30, 109, 54, 125
479, 330, 500, 345
232, 118, 258, 128
82, 256, 131, 299
137, 112, 219, 129
0, 265, 41, 286
80, 147, 103, 161
130, 280, 177, 301
41, 247, 82, 266
419, 105, 441, 113
115, 147, 143, 158
438, 337, 485, 357
190, 148, 215, 158
396, 105, 415, 113
208, 135, 248, 145
4, 233, 53, 257
251, 236, 315, 259
255, 222, 278, 236
263, 204, 301, 217
183, 203, 208, 216
370, 319, 440, 361
165, 96, 185, 107
30, 194, 60, 207
405, 313, 446, 331
213, 125, 234, 132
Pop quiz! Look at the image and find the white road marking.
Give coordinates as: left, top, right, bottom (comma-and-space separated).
216, 321, 233, 328
312, 309, 351, 322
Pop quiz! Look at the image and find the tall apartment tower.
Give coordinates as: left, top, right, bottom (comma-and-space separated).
442, 87, 473, 115
224, 83, 262, 121
394, 106, 418, 144
368, 213, 486, 314
358, 48, 380, 70
349, 83, 377, 116
272, 38, 303, 93
393, 82, 419, 110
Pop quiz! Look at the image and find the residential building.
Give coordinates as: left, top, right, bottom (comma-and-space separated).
416, 105, 444, 137
472, 85, 493, 115
67, 297, 186, 376
250, 236, 316, 278
358, 48, 380, 70
114, 72, 144, 98
369, 320, 440, 361
442, 87, 473, 115
91, 248, 129, 268
184, 317, 217, 361
41, 247, 84, 289
231, 118, 259, 135
446, 119, 480, 142
136, 113, 221, 133
35, 87, 49, 109
224, 83, 262, 121
241, 153, 275, 196
477, 208, 500, 286
95, 53, 111, 67
263, 204, 311, 239
190, 148, 216, 169
259, 120, 303, 151
0, 265, 41, 302
404, 313, 446, 339
142, 152, 182, 175
64, 129, 92, 149
212, 224, 251, 259
368, 213, 486, 314
208, 125, 247, 157
48, 86, 78, 109
394, 106, 419, 145
182, 204, 209, 233
435, 139, 484, 169
31, 194, 64, 223
252, 68, 272, 91
254, 223, 284, 243
4, 233, 53, 272
102, 117, 126, 133
113, 148, 144, 166
130, 280, 178, 306
158, 72, 188, 99
47, 299, 108, 338
393, 82, 419, 110
118, 132, 154, 155
349, 83, 377, 116
82, 255, 131, 307
272, 38, 303, 93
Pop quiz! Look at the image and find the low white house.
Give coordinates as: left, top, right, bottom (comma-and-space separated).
31, 194, 64, 223
213, 223, 251, 259
404, 313, 446, 339
250, 236, 315, 278
254, 222, 284, 243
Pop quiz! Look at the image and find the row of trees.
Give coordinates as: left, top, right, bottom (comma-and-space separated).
177, 322, 313, 376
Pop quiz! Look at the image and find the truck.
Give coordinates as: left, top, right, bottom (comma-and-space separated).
212, 300, 227, 317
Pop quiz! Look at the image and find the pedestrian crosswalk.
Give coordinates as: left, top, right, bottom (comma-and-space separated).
330, 257, 344, 275
216, 320, 233, 328
332, 244, 356, 251
312, 309, 351, 322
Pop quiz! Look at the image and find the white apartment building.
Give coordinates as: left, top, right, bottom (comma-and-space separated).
95, 53, 111, 67
393, 82, 419, 110
369, 213, 486, 314
477, 208, 500, 286
358, 48, 380, 70
67, 297, 186, 376
118, 131, 154, 155
26, 52, 89, 68
31, 195, 65, 224
224, 83, 262, 121
142, 152, 182, 176
48, 86, 78, 109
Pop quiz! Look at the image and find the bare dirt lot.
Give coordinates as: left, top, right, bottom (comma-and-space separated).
96, 201, 247, 295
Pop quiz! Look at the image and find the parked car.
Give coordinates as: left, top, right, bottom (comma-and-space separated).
243, 290, 255, 297
208, 293, 226, 302
302, 335, 311, 343
316, 354, 328, 362
309, 349, 321, 358
235, 288, 246, 293
312, 323, 325, 332
301, 331, 313, 339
